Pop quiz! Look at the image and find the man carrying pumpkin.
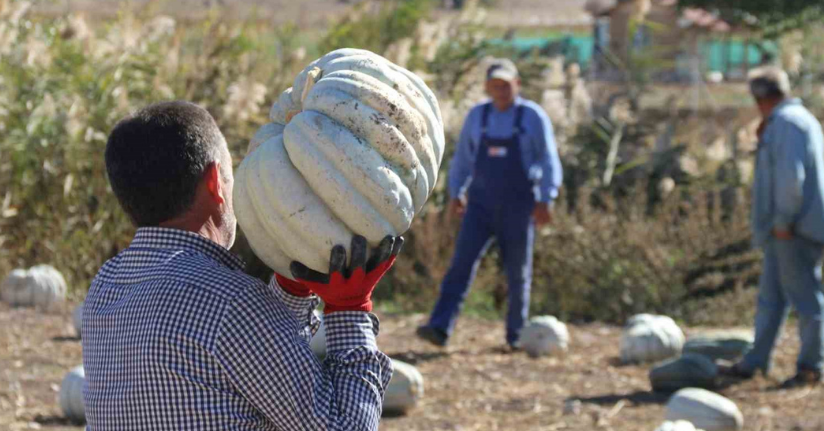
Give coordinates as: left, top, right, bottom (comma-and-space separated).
82, 101, 399, 429
417, 59, 563, 350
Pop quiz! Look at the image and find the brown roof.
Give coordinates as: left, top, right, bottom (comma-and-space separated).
680, 7, 732, 32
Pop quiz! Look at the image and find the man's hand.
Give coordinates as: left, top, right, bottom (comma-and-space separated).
533, 203, 553, 227
449, 198, 466, 218
773, 228, 793, 241
290, 235, 404, 314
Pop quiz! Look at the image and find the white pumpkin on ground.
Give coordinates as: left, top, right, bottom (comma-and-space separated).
73, 301, 84, 338
1, 265, 67, 309
235, 48, 445, 276
620, 314, 685, 364
518, 315, 569, 358
384, 359, 424, 415
665, 388, 743, 431
655, 420, 705, 431
59, 365, 85, 422
0, 268, 29, 305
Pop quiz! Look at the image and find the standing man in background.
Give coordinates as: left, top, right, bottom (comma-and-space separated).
416, 59, 563, 350
724, 67, 824, 388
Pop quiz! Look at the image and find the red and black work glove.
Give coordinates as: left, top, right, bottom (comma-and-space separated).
289, 235, 404, 314
274, 273, 312, 298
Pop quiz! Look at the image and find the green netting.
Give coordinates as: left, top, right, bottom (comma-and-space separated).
488, 35, 779, 74
703, 40, 779, 72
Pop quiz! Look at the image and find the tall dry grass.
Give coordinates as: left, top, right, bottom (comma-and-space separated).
0, 0, 305, 294
378, 183, 760, 324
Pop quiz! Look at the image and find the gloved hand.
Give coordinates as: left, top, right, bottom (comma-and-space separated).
290, 235, 404, 314
274, 273, 312, 298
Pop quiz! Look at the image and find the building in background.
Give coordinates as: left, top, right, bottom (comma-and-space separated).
585, 0, 773, 82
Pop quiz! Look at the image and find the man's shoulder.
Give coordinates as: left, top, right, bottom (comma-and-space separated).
468, 101, 492, 116
93, 246, 265, 303
171, 250, 266, 299
517, 99, 549, 121
85, 248, 272, 354
774, 101, 819, 130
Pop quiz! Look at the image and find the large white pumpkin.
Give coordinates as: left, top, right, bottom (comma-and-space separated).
73, 301, 84, 338
235, 48, 445, 275
620, 314, 685, 364
665, 388, 743, 431
1, 265, 67, 309
59, 365, 86, 422
518, 315, 569, 358
655, 420, 705, 431
384, 359, 424, 415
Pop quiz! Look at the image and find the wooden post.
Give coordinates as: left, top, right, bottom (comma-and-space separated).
722, 33, 730, 79
691, 31, 701, 111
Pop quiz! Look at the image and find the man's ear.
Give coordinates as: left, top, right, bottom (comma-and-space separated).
204, 162, 226, 206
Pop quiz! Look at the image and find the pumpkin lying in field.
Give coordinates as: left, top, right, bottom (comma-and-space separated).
60, 365, 86, 422
235, 48, 445, 276
518, 315, 569, 358
655, 420, 705, 431
665, 388, 743, 431
1, 265, 67, 309
620, 313, 685, 364
649, 353, 718, 392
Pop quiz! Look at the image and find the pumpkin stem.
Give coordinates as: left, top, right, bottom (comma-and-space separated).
285, 67, 322, 124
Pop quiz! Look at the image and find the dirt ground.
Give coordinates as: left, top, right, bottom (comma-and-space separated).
2, 301, 823, 430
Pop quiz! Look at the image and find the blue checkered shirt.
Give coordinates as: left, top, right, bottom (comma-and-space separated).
81, 227, 393, 430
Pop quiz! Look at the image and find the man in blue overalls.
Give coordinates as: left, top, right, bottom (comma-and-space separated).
417, 59, 563, 349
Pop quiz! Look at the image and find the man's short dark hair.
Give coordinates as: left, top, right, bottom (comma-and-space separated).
105, 101, 225, 227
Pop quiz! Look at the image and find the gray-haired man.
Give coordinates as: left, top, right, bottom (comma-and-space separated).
724, 68, 824, 388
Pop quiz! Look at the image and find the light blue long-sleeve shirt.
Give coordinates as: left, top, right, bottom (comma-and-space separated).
447, 97, 563, 204
752, 98, 824, 247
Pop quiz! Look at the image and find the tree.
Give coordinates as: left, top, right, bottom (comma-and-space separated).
677, 0, 823, 35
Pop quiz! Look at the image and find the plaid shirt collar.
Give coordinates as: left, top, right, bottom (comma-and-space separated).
129, 227, 245, 272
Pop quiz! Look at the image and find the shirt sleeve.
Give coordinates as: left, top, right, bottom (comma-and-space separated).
270, 275, 321, 340
527, 106, 564, 204
768, 119, 809, 231
447, 108, 478, 200
214, 283, 393, 431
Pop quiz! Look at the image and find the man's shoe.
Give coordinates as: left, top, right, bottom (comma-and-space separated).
718, 362, 757, 380
780, 369, 823, 389
416, 325, 448, 347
